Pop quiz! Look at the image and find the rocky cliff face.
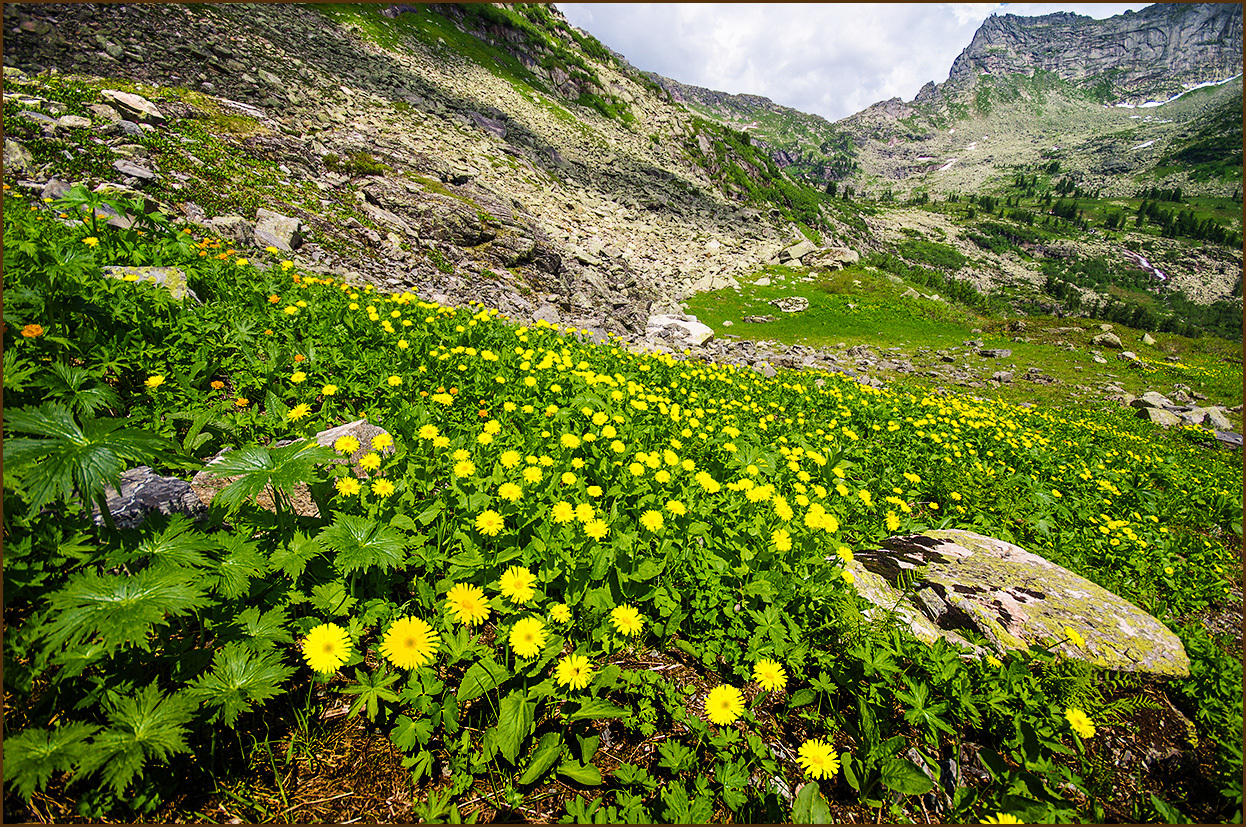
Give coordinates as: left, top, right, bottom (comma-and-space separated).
947, 4, 1242, 103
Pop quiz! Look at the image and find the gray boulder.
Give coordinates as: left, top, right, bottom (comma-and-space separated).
103, 266, 198, 302
1092, 332, 1123, 349
770, 296, 809, 313
1130, 391, 1175, 409
1142, 332, 1157, 346
978, 349, 1012, 359
845, 530, 1189, 676
205, 214, 255, 246
778, 239, 817, 262
1204, 408, 1234, 431
991, 371, 1014, 383
804, 246, 859, 270
1136, 407, 1182, 427
254, 207, 304, 251
93, 466, 208, 530
645, 314, 714, 347
4, 139, 34, 176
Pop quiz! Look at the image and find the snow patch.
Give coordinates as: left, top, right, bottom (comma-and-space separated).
1131, 139, 1156, 150
1109, 73, 1243, 109
937, 158, 959, 172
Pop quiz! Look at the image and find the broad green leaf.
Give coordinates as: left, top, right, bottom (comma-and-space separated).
270, 532, 324, 579
117, 514, 215, 571
879, 757, 936, 796
566, 698, 629, 721
318, 514, 407, 575
210, 533, 269, 599
661, 781, 693, 823
2, 722, 100, 800
209, 440, 338, 512
558, 760, 602, 786
517, 732, 563, 785
187, 642, 295, 725
788, 688, 818, 708
792, 781, 832, 824
310, 580, 356, 617
457, 656, 510, 704
391, 715, 435, 752
41, 568, 211, 654
495, 689, 536, 765
342, 667, 402, 721
233, 606, 293, 651
77, 682, 197, 796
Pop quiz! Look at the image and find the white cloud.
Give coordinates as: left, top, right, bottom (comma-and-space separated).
558, 3, 1151, 121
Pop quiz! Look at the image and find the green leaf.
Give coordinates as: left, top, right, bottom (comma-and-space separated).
41, 568, 211, 655
117, 514, 214, 571
415, 500, 443, 526
342, 666, 402, 721
457, 656, 510, 704
518, 732, 563, 785
209, 440, 338, 512
310, 580, 356, 617
318, 514, 407, 576
2, 722, 100, 800
210, 533, 269, 599
1150, 793, 1189, 824
391, 715, 435, 752
792, 781, 833, 824
566, 698, 629, 721
788, 687, 818, 708
661, 781, 693, 823
233, 606, 293, 652
77, 682, 197, 796
5, 403, 171, 516
270, 532, 324, 579
187, 642, 295, 725
558, 760, 602, 786
879, 757, 936, 796
495, 689, 537, 765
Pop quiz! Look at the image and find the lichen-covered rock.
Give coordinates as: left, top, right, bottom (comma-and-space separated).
844, 529, 1190, 677
103, 265, 198, 301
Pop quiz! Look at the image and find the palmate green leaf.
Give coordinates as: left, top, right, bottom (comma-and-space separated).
4, 403, 172, 515
208, 440, 338, 512
233, 606, 294, 652
40, 567, 211, 655
318, 514, 407, 576
209, 533, 269, 599
343, 666, 402, 721
186, 642, 296, 726
36, 362, 120, 418
77, 682, 198, 796
270, 532, 324, 579
2, 722, 100, 800
109, 514, 216, 572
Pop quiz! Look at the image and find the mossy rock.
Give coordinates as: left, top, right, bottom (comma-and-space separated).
846, 529, 1190, 677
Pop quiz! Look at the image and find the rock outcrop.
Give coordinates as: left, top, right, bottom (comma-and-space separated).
846, 529, 1191, 677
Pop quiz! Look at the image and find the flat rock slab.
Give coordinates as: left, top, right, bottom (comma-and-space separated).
845, 529, 1189, 677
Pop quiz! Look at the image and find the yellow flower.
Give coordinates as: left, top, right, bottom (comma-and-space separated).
858, 490, 872, 507
587, 485, 603, 498
336, 477, 361, 497
145, 374, 165, 389
841, 569, 856, 585
981, 814, 1023, 824
321, 384, 338, 396
886, 511, 900, 532
301, 622, 351, 674
475, 510, 504, 536
584, 519, 608, 540
575, 503, 595, 523
498, 565, 536, 604
234, 257, 249, 266
266, 246, 280, 255
287, 403, 311, 421
523, 466, 543, 484
83, 236, 99, 247
454, 460, 476, 478
665, 500, 686, 516
419, 424, 439, 440
210, 380, 225, 390
446, 583, 490, 626
235, 397, 249, 407
334, 435, 360, 455
359, 452, 382, 472
610, 604, 643, 636
281, 260, 294, 271
1065, 707, 1095, 739
561, 471, 577, 485
555, 653, 594, 689
560, 433, 582, 449
836, 546, 854, 564
705, 684, 744, 726
797, 739, 839, 779
1063, 627, 1086, 648
371, 478, 395, 497
500, 450, 521, 469
387, 375, 403, 387
498, 482, 522, 502
552, 501, 575, 524
509, 617, 546, 659
20, 324, 44, 338
753, 659, 787, 692
772, 528, 792, 552
628, 462, 645, 477
380, 616, 439, 669
549, 603, 572, 623
640, 510, 664, 532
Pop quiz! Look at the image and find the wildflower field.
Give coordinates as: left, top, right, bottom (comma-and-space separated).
3, 186, 1242, 823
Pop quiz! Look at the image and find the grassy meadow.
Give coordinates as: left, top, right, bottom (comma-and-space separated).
3, 179, 1243, 824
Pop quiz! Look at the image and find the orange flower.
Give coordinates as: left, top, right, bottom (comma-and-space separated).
20, 324, 45, 338
294, 354, 306, 362
268, 295, 280, 304
210, 380, 225, 390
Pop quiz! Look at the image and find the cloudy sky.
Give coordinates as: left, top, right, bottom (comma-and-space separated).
558, 3, 1152, 122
